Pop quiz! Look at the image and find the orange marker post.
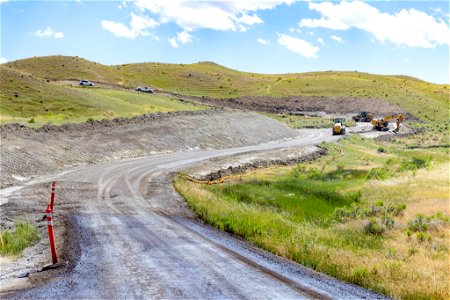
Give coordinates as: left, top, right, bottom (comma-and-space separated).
50, 180, 56, 212
46, 205, 58, 264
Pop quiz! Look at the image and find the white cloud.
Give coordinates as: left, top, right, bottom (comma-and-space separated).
404, 58, 409, 64
168, 37, 179, 48
102, 13, 158, 39
177, 31, 192, 44
54, 32, 64, 39
0, 57, 8, 64
299, 1, 450, 48
135, 0, 292, 32
277, 34, 319, 58
317, 37, 325, 45
168, 31, 193, 48
0, 0, 9, 3
257, 38, 270, 45
31, 27, 64, 39
330, 35, 343, 43
118, 1, 129, 9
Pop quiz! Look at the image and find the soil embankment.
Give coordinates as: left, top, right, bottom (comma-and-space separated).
163, 93, 411, 118
0, 110, 298, 188
184, 146, 326, 181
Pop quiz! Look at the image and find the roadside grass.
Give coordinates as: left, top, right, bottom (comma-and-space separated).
0, 67, 207, 127
0, 222, 40, 256
5, 56, 449, 123
174, 135, 449, 299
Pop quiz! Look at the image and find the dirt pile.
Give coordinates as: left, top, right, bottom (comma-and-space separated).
0, 110, 298, 188
184, 146, 326, 181
163, 93, 413, 119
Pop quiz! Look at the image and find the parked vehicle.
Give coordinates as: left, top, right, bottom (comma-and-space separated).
135, 86, 154, 93
79, 80, 94, 86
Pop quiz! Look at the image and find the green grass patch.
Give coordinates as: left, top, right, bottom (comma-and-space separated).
0, 67, 207, 127
208, 177, 360, 226
0, 222, 40, 256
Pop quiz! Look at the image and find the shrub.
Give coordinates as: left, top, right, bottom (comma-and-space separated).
364, 218, 385, 235
407, 214, 430, 232
28, 118, 35, 124
366, 167, 390, 180
381, 215, 394, 229
386, 203, 407, 216
305, 167, 325, 180
377, 146, 387, 153
399, 157, 430, 172
333, 203, 361, 222
416, 231, 432, 243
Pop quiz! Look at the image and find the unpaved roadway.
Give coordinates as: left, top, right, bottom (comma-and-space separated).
2, 127, 387, 300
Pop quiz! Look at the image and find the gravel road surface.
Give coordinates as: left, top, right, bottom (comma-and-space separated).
1, 127, 388, 300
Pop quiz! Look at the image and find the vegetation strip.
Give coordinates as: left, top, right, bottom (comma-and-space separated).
0, 222, 40, 256
174, 135, 449, 299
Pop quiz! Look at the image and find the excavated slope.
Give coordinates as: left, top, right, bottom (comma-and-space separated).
0, 110, 297, 188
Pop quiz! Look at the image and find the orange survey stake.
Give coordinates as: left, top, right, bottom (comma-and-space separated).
46, 205, 58, 264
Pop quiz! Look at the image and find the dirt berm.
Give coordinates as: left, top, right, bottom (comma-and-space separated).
0, 110, 298, 188
184, 146, 325, 182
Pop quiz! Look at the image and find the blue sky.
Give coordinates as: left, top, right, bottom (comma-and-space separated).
1, 0, 449, 83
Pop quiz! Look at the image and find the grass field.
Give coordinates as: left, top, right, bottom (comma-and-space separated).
0, 67, 207, 127
3, 56, 449, 124
174, 135, 449, 299
0, 222, 40, 256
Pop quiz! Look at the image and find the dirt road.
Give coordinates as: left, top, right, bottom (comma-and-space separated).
2, 128, 387, 300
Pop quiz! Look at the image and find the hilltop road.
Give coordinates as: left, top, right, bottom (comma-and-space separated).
8, 128, 386, 299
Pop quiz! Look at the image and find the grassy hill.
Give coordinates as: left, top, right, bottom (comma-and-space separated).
0, 66, 206, 127
2, 55, 449, 124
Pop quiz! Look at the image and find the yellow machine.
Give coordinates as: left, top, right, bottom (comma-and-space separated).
352, 111, 373, 122
332, 118, 346, 135
371, 114, 405, 132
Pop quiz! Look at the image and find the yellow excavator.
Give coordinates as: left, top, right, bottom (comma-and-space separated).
371, 114, 405, 132
332, 118, 346, 135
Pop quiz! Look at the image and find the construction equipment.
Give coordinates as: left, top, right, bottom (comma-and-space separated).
353, 111, 373, 122
332, 118, 346, 135
371, 114, 405, 132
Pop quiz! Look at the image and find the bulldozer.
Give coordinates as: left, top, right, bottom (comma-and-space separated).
371, 114, 405, 132
332, 118, 346, 135
352, 111, 373, 122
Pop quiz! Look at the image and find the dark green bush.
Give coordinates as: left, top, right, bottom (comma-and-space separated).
364, 219, 385, 235
407, 214, 430, 232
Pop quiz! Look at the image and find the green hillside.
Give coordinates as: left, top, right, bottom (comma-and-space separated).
2, 55, 449, 124
0, 66, 205, 127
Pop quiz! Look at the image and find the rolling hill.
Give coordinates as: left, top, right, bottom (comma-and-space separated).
1, 55, 449, 125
